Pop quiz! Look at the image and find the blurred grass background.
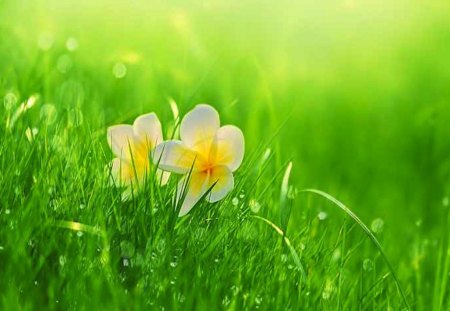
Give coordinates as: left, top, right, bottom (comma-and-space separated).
1, 0, 450, 308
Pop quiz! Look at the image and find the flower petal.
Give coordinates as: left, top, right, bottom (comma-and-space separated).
133, 113, 163, 148
207, 166, 234, 203
211, 125, 245, 172
156, 169, 171, 186
153, 141, 202, 174
177, 171, 209, 216
180, 104, 220, 154
107, 125, 136, 159
109, 158, 134, 186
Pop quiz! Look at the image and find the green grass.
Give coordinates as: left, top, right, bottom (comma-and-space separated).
1, 0, 450, 310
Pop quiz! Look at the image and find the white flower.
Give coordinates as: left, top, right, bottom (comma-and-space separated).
107, 113, 169, 197
153, 104, 245, 216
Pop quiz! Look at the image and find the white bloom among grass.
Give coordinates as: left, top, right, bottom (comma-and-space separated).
153, 104, 245, 216
107, 113, 169, 197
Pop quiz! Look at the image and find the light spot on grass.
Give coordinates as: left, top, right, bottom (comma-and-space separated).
254, 295, 262, 306
222, 296, 230, 307
113, 62, 127, 79
66, 37, 78, 51
443, 196, 449, 207
40, 104, 57, 124
4, 92, 18, 110
57, 54, 73, 73
67, 108, 84, 127
38, 32, 54, 51
322, 280, 334, 300
363, 258, 374, 271
5, 209, 10, 215
332, 248, 341, 262
249, 199, 261, 213
25, 127, 38, 142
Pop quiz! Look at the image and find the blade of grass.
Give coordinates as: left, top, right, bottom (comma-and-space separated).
251, 215, 307, 283
299, 188, 410, 310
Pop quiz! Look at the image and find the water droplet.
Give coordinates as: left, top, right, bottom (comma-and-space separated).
371, 218, 384, 234
214, 258, 220, 263
170, 261, 178, 268
5, 209, 11, 215
79, 204, 85, 210
443, 197, 449, 207
113, 62, 127, 79
76, 231, 84, 237
67, 108, 84, 127
4, 92, 18, 110
59, 255, 66, 266
332, 248, 341, 262
123, 258, 130, 267
222, 296, 230, 306
38, 32, 54, 50
415, 219, 422, 227
66, 37, 78, 51
255, 295, 262, 305
239, 193, 245, 199
232, 197, 239, 206
40, 104, 57, 124
34, 280, 38, 286
249, 199, 261, 213
317, 211, 328, 220
57, 54, 73, 74
363, 258, 374, 271
0, 246, 4, 251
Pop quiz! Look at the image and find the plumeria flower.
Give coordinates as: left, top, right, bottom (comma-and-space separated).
153, 104, 244, 216
107, 113, 169, 198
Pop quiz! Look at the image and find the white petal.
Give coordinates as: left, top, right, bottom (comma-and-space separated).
156, 169, 171, 186
207, 166, 234, 203
211, 125, 245, 172
180, 104, 220, 155
177, 172, 209, 216
153, 141, 203, 174
107, 125, 135, 160
133, 113, 163, 148
109, 158, 134, 186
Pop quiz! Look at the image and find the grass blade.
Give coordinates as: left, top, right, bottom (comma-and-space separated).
300, 188, 410, 310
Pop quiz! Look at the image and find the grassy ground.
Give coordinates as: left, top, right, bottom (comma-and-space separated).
1, 0, 450, 310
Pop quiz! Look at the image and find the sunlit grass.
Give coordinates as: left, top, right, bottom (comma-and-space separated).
1, 0, 450, 310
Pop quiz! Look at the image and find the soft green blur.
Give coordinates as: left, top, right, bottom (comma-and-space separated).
1, 0, 450, 309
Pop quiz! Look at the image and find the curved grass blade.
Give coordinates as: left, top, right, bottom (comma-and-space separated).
300, 188, 410, 310
251, 215, 307, 282
280, 162, 293, 234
